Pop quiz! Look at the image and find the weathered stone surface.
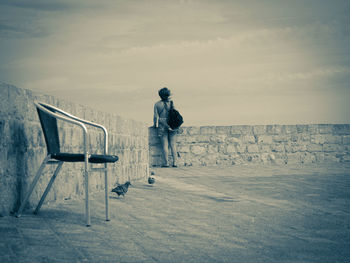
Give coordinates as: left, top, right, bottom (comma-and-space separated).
273, 135, 289, 143
296, 125, 308, 133
191, 145, 207, 155
235, 144, 247, 153
209, 135, 225, 143
226, 144, 236, 153
307, 144, 323, 152
267, 125, 285, 135
242, 135, 255, 144
247, 144, 259, 153
286, 153, 301, 164
231, 125, 253, 135
216, 126, 231, 134
318, 124, 334, 134
284, 125, 298, 134
271, 144, 285, 152
225, 136, 240, 144
185, 126, 200, 135
259, 144, 271, 152
200, 126, 216, 135
253, 125, 266, 135
333, 124, 350, 135
208, 145, 218, 153
343, 136, 350, 145
257, 135, 273, 144
323, 144, 343, 152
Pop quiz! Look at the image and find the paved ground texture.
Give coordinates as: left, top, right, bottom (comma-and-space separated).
1, 163, 350, 263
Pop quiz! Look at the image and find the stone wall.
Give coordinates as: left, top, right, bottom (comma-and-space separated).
149, 124, 350, 166
0, 82, 149, 216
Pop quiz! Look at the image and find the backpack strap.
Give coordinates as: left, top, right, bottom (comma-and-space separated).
162, 100, 171, 113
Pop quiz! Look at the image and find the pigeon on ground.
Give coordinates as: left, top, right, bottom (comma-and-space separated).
111, 181, 131, 197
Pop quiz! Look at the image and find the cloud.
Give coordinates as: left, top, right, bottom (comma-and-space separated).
1, 0, 350, 125
0, 0, 79, 12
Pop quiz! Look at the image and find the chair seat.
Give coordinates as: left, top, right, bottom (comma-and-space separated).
51, 153, 119, 163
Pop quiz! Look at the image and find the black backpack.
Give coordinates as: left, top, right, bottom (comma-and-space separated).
164, 101, 183, 130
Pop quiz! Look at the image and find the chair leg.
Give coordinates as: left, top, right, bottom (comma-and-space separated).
34, 161, 64, 215
85, 158, 90, 226
16, 155, 51, 217
104, 163, 109, 221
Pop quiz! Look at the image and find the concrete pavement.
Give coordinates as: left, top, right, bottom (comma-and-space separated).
1, 163, 350, 262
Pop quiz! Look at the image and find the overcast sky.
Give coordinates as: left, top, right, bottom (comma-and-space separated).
0, 0, 349, 126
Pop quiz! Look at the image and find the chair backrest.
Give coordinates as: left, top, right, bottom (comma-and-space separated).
36, 103, 60, 154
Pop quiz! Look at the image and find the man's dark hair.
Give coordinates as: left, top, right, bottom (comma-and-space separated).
158, 87, 171, 101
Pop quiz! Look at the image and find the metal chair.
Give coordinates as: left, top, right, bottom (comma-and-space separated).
16, 101, 119, 226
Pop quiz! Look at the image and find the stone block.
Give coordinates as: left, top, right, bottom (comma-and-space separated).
257, 135, 273, 144
271, 144, 285, 152
186, 126, 200, 135
244, 154, 261, 163
273, 135, 289, 143
216, 156, 236, 165
200, 126, 216, 135
197, 135, 211, 143
273, 153, 288, 164
323, 144, 343, 152
190, 145, 207, 155
178, 145, 190, 153
310, 134, 325, 144
230, 125, 253, 135
333, 124, 350, 135
286, 153, 301, 164
307, 144, 323, 152
324, 135, 342, 144
0, 119, 8, 146
0, 149, 7, 175
284, 144, 292, 153
314, 152, 325, 162
242, 135, 255, 144
342, 155, 350, 162
176, 135, 188, 144
301, 152, 316, 163
9, 120, 28, 154
308, 124, 319, 134
267, 125, 285, 135
247, 144, 259, 153
0, 84, 9, 117
310, 134, 342, 144
260, 153, 270, 163
226, 144, 236, 153
216, 126, 231, 134
218, 144, 226, 153
324, 153, 339, 162
209, 135, 226, 143
284, 125, 297, 134
291, 135, 298, 142
343, 136, 350, 145
200, 154, 219, 166
291, 143, 307, 153
253, 125, 266, 135
318, 124, 333, 134
300, 134, 311, 141
296, 125, 308, 133
226, 137, 240, 144
236, 144, 247, 153
208, 145, 218, 153
259, 144, 271, 152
